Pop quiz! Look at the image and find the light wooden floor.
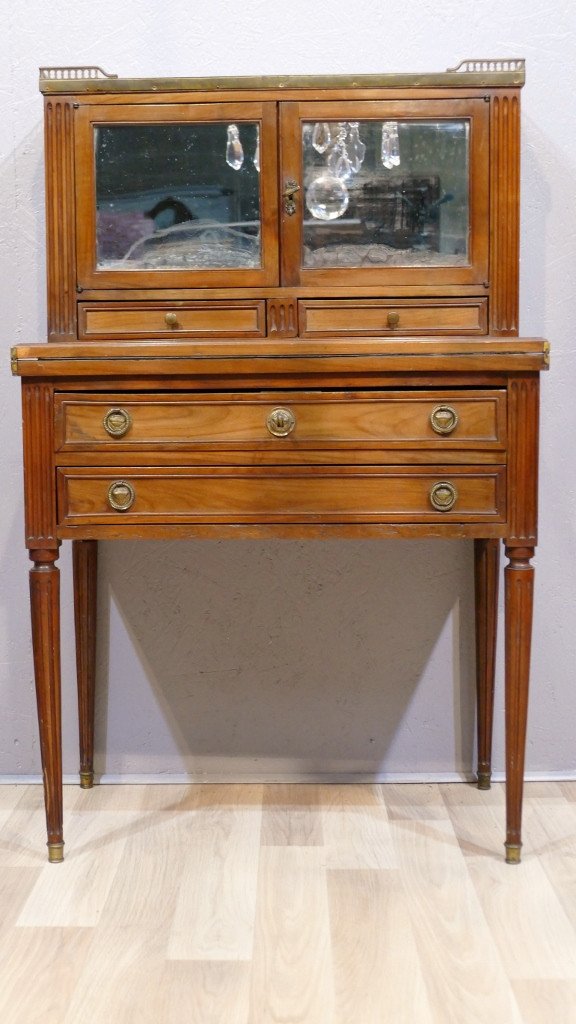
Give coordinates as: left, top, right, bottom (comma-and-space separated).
1, 781, 575, 1023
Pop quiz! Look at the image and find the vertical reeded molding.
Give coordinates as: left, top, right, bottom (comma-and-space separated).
268, 298, 297, 337
489, 93, 521, 335
22, 382, 57, 548
507, 375, 539, 546
45, 99, 76, 340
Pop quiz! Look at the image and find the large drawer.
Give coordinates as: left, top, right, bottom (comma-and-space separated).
78, 300, 266, 339
57, 466, 506, 526
299, 298, 488, 337
55, 390, 507, 451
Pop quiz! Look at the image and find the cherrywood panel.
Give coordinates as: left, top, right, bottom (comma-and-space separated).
56, 521, 509, 542
54, 389, 507, 451
44, 99, 76, 340
12, 338, 549, 378
79, 301, 266, 339
299, 299, 488, 337
57, 465, 506, 525
490, 94, 520, 334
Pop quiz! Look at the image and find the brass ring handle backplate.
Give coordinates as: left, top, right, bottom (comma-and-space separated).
430, 404, 459, 435
266, 407, 296, 437
429, 481, 458, 512
103, 407, 132, 438
107, 480, 136, 512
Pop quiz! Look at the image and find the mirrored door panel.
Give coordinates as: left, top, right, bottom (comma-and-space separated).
280, 99, 488, 287
75, 103, 279, 288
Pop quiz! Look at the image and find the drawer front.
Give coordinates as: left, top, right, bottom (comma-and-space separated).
78, 301, 266, 339
57, 467, 506, 525
299, 299, 488, 337
55, 390, 506, 451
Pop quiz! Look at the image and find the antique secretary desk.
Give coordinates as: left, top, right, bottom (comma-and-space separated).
11, 58, 548, 863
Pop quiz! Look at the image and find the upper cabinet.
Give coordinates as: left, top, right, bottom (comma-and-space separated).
40, 62, 524, 339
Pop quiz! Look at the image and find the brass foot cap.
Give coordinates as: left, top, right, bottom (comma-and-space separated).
80, 771, 94, 789
505, 843, 522, 865
477, 772, 492, 791
47, 842, 65, 863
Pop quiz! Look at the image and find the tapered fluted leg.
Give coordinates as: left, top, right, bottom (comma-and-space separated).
474, 539, 500, 790
29, 549, 64, 863
504, 546, 535, 864
73, 540, 98, 789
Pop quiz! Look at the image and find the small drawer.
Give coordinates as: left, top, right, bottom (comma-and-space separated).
78, 300, 266, 339
57, 466, 506, 526
299, 299, 488, 337
54, 390, 506, 452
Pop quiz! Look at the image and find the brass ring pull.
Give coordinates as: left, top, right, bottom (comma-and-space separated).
107, 480, 136, 512
386, 311, 400, 329
430, 404, 459, 435
266, 407, 296, 437
103, 407, 132, 438
164, 312, 179, 328
429, 481, 458, 512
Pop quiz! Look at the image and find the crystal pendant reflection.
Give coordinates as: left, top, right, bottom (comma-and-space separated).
381, 121, 400, 169
253, 124, 260, 172
312, 122, 331, 153
306, 174, 349, 221
347, 122, 366, 172
226, 124, 244, 170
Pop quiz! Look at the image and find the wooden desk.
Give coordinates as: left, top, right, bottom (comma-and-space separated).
12, 60, 548, 863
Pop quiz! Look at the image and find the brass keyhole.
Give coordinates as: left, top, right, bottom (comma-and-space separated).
266, 408, 296, 437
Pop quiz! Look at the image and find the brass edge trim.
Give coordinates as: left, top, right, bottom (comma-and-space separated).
543, 341, 550, 368
19, 349, 547, 364
10, 347, 18, 375
39, 70, 526, 95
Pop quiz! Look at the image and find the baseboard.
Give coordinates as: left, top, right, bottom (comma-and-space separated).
1, 770, 575, 785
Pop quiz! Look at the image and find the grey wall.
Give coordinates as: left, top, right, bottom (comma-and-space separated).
1, 1, 574, 782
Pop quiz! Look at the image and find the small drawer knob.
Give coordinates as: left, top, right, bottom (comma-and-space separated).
103, 407, 132, 438
429, 481, 458, 512
386, 311, 400, 329
107, 480, 136, 512
165, 311, 179, 328
430, 404, 459, 435
266, 407, 296, 437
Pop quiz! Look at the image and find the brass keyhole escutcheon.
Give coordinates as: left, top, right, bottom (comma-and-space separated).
430, 404, 459, 435
266, 407, 296, 437
107, 480, 136, 512
429, 481, 458, 512
165, 311, 179, 328
386, 311, 400, 329
283, 179, 300, 216
103, 407, 132, 438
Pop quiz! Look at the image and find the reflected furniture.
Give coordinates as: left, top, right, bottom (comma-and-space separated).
12, 59, 548, 862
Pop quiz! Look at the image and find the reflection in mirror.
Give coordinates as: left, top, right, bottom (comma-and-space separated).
303, 120, 470, 269
95, 122, 262, 270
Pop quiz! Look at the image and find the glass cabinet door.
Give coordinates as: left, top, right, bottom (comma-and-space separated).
280, 100, 489, 287
75, 103, 279, 288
